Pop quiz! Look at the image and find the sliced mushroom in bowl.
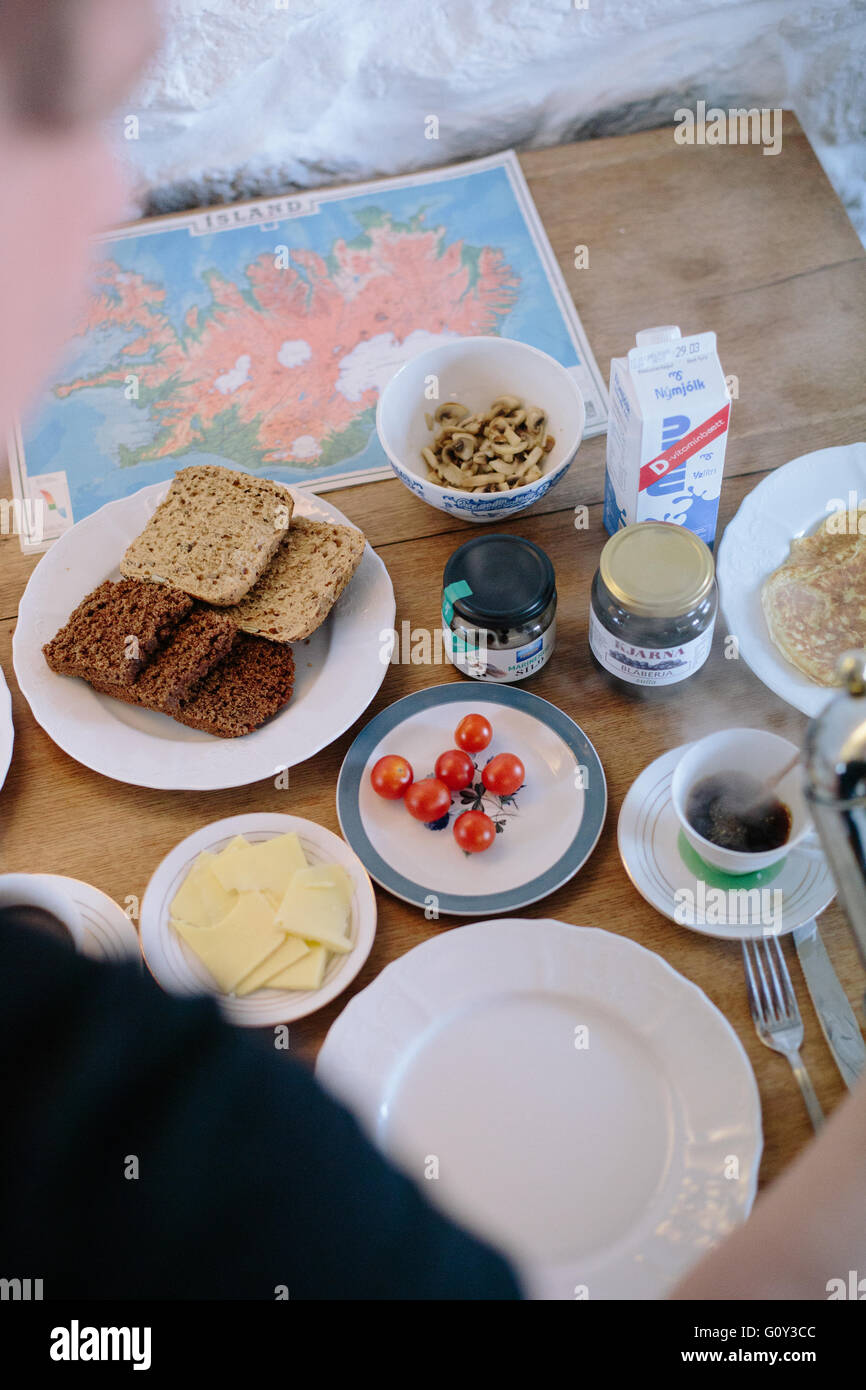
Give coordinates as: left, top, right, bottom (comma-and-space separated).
377, 336, 586, 523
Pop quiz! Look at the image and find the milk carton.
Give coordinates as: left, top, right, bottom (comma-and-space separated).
603, 326, 731, 545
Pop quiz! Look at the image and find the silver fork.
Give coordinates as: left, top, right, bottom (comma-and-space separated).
742, 936, 825, 1132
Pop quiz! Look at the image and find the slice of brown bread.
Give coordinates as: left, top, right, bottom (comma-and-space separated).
119, 465, 293, 605
91, 607, 237, 712
172, 633, 295, 737
219, 516, 366, 642
91, 632, 294, 737
42, 578, 193, 686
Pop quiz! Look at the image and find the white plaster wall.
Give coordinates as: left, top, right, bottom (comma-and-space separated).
116, 0, 866, 243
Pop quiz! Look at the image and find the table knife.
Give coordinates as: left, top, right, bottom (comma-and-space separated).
793, 920, 866, 1089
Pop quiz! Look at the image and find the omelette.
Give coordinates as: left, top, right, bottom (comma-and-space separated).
761, 508, 866, 686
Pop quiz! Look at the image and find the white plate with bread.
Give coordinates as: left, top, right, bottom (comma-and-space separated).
13, 466, 395, 789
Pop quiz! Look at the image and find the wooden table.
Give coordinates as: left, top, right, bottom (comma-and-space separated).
2, 113, 865, 1191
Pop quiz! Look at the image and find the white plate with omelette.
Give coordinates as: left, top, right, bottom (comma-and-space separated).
140, 814, 377, 1025
717, 442, 866, 715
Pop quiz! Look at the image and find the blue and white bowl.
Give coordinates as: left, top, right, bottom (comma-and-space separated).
376, 336, 586, 523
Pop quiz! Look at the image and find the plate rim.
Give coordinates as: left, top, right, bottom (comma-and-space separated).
139, 812, 377, 1025
335, 681, 607, 915
316, 915, 763, 1298
0, 663, 13, 791
12, 478, 395, 790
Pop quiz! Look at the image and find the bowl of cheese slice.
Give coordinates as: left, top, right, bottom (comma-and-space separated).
139, 814, 377, 1025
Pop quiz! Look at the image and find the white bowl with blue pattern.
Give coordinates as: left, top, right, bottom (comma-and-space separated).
376, 336, 586, 522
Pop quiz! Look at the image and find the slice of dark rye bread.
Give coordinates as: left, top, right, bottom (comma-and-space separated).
42, 578, 193, 686
89, 607, 238, 712
91, 633, 295, 738
173, 633, 295, 737
119, 465, 293, 605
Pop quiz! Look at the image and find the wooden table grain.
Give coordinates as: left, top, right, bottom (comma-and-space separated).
2, 114, 865, 1194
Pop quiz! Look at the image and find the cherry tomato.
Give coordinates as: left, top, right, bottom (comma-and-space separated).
404, 777, 451, 823
435, 748, 475, 792
454, 713, 493, 754
481, 753, 525, 798
453, 809, 496, 853
370, 754, 413, 800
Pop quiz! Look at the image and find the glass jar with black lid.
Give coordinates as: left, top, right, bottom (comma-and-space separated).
443, 534, 556, 683
589, 521, 717, 689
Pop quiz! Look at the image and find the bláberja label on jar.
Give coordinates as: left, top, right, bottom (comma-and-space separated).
589, 609, 712, 686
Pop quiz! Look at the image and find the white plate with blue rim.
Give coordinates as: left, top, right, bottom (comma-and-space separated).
717, 442, 866, 716
316, 918, 762, 1299
336, 683, 606, 916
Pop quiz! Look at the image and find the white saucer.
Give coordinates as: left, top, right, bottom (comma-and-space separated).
618, 745, 836, 939
34, 874, 141, 963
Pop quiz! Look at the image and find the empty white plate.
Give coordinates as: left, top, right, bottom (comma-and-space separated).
317, 918, 762, 1299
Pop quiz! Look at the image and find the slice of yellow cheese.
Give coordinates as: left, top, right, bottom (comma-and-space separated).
234, 934, 310, 996
292, 862, 353, 908
204, 835, 251, 890
172, 890, 287, 993
211, 832, 308, 896
170, 852, 237, 929
274, 881, 353, 953
220, 834, 250, 857
267, 945, 329, 991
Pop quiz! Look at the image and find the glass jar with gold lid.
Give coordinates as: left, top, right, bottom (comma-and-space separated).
589, 521, 717, 688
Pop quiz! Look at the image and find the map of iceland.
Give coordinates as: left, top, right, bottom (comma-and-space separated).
57, 208, 520, 473
13, 155, 602, 536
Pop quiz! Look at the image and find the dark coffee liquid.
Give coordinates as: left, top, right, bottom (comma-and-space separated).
686, 772, 792, 853
0, 904, 73, 945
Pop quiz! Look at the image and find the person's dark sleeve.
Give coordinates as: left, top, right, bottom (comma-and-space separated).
0, 918, 521, 1299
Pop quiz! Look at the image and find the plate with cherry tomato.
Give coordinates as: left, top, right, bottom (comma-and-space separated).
336, 683, 606, 915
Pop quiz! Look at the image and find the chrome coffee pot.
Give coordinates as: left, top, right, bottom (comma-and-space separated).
804, 651, 866, 981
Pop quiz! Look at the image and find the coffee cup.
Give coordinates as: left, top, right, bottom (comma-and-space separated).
0, 873, 85, 950
671, 728, 815, 875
